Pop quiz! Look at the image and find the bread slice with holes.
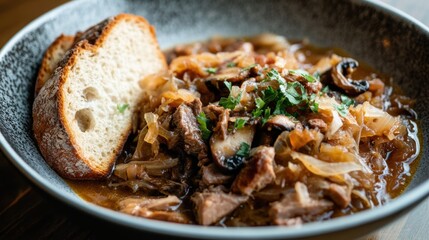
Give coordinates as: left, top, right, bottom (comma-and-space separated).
35, 34, 75, 96
33, 14, 167, 179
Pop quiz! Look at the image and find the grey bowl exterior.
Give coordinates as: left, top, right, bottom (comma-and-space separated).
0, 0, 428, 239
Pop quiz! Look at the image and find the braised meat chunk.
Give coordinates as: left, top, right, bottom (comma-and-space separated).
173, 101, 209, 165
270, 183, 334, 226
232, 146, 276, 195
192, 188, 248, 226
118, 196, 191, 224
201, 163, 233, 186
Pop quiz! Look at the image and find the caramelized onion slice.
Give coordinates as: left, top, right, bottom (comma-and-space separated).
361, 102, 400, 140
119, 158, 179, 171
290, 151, 363, 177
144, 112, 159, 144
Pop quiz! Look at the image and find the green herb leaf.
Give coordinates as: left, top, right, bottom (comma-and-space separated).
266, 69, 286, 84
255, 97, 265, 109
220, 81, 241, 110
262, 108, 271, 125
219, 93, 241, 110
280, 82, 305, 105
340, 95, 355, 107
241, 63, 257, 72
224, 81, 232, 92
236, 142, 250, 157
334, 104, 348, 117
117, 104, 129, 114
227, 62, 237, 68
309, 94, 319, 113
253, 68, 319, 120
234, 118, 247, 130
289, 69, 318, 83
219, 96, 240, 110
273, 97, 286, 115
310, 102, 319, 113
252, 97, 265, 117
282, 87, 301, 105
197, 112, 212, 141
321, 85, 330, 93
205, 67, 217, 74
313, 71, 320, 80
262, 86, 277, 103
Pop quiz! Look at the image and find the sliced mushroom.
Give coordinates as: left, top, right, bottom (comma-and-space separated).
307, 118, 328, 132
210, 125, 255, 171
265, 115, 297, 131
331, 58, 369, 95
207, 67, 247, 83
256, 115, 297, 146
206, 64, 260, 89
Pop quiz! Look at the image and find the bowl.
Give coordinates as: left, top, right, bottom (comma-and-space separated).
1, 0, 428, 239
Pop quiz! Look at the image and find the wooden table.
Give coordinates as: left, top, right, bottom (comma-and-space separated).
0, 0, 428, 239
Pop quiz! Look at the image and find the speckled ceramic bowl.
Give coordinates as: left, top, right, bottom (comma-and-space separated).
1, 0, 428, 239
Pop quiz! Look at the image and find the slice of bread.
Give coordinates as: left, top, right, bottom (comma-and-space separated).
35, 35, 75, 96
33, 14, 167, 179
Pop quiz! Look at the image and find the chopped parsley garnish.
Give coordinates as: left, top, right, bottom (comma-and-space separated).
273, 98, 287, 115
340, 95, 355, 107
309, 94, 319, 113
224, 81, 233, 91
241, 63, 257, 72
252, 97, 265, 118
289, 69, 319, 83
266, 69, 286, 84
251, 68, 320, 121
219, 95, 241, 110
255, 97, 266, 109
333, 95, 355, 117
321, 85, 330, 94
197, 112, 212, 141
334, 104, 349, 117
313, 71, 320, 80
234, 118, 247, 130
262, 108, 271, 125
310, 102, 319, 113
117, 104, 129, 114
227, 62, 237, 68
236, 142, 250, 158
219, 81, 241, 110
280, 82, 304, 105
262, 86, 277, 103
205, 67, 217, 74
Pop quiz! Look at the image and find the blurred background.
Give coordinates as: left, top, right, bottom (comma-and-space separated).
0, 0, 428, 48
0, 0, 428, 239
0, 0, 68, 47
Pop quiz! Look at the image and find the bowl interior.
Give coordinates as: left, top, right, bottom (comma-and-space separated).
0, 0, 428, 238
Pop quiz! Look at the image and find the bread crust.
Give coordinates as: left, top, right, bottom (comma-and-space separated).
33, 14, 167, 179
35, 35, 75, 96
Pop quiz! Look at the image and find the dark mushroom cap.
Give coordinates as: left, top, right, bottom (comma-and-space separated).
331, 58, 369, 95
265, 115, 296, 131
210, 125, 255, 171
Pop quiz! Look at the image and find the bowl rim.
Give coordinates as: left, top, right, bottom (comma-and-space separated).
1, 0, 429, 238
